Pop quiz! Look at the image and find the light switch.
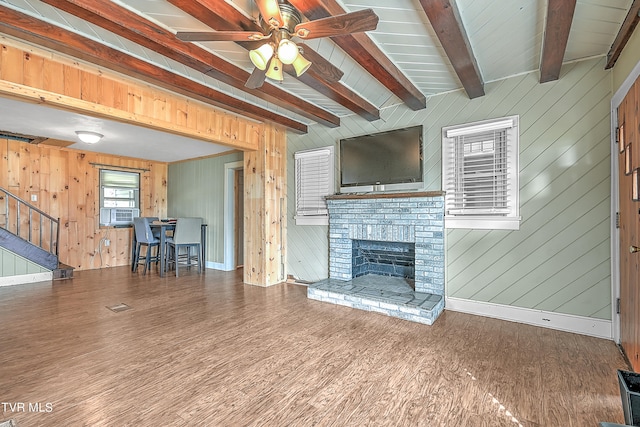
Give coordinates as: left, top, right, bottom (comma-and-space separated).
31, 194, 37, 202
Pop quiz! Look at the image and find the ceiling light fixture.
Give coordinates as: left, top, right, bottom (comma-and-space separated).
76, 131, 103, 144
265, 57, 284, 82
249, 43, 275, 70
249, 37, 311, 81
277, 39, 298, 64
246, 4, 312, 83
291, 53, 312, 77
176, 4, 379, 89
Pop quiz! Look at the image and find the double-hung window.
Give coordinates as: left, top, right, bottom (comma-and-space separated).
294, 146, 334, 226
100, 169, 140, 209
442, 116, 520, 230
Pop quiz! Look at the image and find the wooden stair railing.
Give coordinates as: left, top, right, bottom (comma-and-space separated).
0, 186, 60, 262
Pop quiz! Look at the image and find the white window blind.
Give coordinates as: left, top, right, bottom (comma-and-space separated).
295, 146, 334, 226
100, 169, 140, 209
442, 116, 520, 230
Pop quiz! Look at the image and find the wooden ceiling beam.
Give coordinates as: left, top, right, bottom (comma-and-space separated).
168, 0, 380, 121
287, 0, 427, 111
0, 5, 307, 133
605, 0, 640, 70
167, 0, 263, 33
418, 0, 484, 98
539, 0, 577, 83
38, 0, 339, 128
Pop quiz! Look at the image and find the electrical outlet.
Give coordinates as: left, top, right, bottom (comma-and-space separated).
104, 239, 110, 247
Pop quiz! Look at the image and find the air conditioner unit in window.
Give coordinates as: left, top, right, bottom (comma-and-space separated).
99, 207, 140, 226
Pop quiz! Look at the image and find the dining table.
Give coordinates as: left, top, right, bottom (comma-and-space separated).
131, 220, 207, 277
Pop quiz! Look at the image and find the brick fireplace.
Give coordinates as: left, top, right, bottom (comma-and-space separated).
308, 192, 446, 325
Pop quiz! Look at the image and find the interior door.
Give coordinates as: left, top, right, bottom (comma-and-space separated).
619, 77, 640, 371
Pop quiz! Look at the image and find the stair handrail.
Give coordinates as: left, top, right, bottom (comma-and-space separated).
0, 186, 60, 256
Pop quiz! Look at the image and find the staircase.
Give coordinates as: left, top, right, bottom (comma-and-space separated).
0, 186, 73, 280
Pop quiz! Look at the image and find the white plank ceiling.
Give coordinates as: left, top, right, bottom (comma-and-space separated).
0, 0, 634, 161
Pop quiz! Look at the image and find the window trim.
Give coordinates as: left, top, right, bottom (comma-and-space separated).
99, 169, 140, 209
442, 115, 520, 230
294, 145, 335, 226
98, 169, 141, 227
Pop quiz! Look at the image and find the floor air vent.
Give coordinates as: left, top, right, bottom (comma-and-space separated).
107, 303, 132, 313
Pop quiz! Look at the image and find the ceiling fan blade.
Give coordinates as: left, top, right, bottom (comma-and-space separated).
299, 45, 344, 83
294, 9, 379, 40
176, 31, 267, 42
245, 66, 267, 89
255, 0, 284, 28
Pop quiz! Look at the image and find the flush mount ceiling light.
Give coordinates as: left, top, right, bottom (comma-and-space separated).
76, 131, 103, 144
176, 0, 378, 89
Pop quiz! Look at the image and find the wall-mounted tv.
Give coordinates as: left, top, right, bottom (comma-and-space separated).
339, 125, 424, 193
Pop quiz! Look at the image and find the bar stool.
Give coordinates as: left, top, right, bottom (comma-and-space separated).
133, 217, 160, 275
165, 217, 202, 277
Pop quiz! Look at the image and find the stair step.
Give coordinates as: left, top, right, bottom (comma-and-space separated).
0, 228, 59, 270
53, 263, 74, 280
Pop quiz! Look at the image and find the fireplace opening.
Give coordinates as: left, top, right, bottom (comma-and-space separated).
352, 239, 415, 287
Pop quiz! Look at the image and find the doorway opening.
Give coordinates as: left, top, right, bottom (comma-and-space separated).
224, 161, 244, 271
234, 168, 244, 269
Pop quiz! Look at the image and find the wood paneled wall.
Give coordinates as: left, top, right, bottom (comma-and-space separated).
287, 57, 612, 320
0, 38, 261, 151
0, 139, 167, 271
0, 246, 48, 277
0, 37, 287, 287
167, 151, 244, 266
244, 125, 286, 286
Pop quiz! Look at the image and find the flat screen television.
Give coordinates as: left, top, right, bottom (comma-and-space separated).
339, 125, 424, 193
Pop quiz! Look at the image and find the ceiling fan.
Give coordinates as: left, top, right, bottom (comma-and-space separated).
176, 0, 379, 89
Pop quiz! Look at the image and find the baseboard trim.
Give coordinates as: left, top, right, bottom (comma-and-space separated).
0, 272, 53, 287
206, 261, 228, 271
445, 297, 613, 340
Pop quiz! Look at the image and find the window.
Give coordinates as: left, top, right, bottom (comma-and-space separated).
294, 146, 334, 226
442, 116, 520, 230
100, 169, 140, 209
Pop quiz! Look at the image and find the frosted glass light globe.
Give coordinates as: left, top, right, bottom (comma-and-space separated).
249, 43, 274, 70
277, 39, 299, 65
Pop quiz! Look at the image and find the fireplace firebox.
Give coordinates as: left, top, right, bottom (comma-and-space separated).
352, 240, 415, 283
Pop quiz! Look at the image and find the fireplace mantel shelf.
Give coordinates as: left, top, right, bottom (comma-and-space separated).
326, 191, 444, 200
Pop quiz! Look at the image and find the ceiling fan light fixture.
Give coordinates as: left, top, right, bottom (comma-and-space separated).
75, 131, 103, 144
249, 43, 274, 70
292, 53, 312, 77
265, 57, 284, 82
277, 39, 299, 65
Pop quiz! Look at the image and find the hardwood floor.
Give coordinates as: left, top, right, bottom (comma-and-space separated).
0, 267, 630, 426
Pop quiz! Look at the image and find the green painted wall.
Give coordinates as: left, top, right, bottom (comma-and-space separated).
167, 151, 243, 265
0, 247, 49, 276
613, 25, 640, 94
287, 56, 611, 320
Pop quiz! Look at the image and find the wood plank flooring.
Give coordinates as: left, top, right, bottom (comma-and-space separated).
0, 267, 630, 426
